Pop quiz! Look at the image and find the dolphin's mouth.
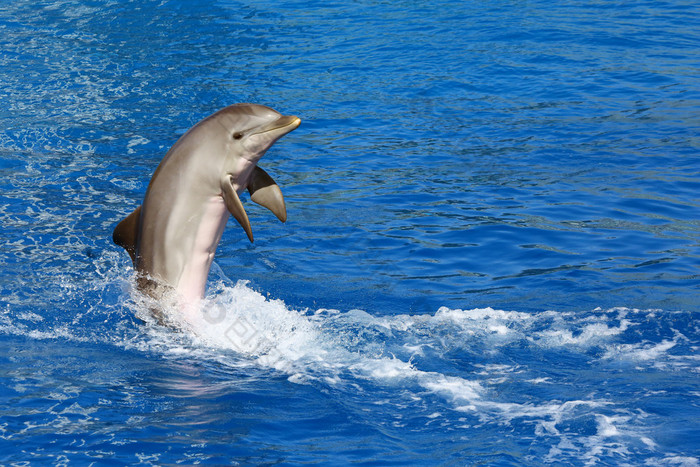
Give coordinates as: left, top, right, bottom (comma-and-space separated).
252, 115, 301, 136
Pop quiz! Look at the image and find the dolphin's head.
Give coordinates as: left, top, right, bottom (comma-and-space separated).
199, 104, 299, 243
213, 103, 300, 164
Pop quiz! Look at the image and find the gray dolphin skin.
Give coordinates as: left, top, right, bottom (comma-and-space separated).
113, 103, 300, 313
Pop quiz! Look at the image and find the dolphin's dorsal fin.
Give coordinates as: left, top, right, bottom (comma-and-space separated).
248, 166, 287, 223
113, 205, 141, 265
222, 175, 254, 242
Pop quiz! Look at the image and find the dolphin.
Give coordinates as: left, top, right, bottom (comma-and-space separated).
113, 103, 300, 316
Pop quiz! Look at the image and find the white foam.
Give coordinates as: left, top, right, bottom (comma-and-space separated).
165, 289, 674, 463
603, 339, 677, 362
168, 281, 488, 407
535, 319, 632, 347
646, 457, 700, 467
3, 262, 689, 464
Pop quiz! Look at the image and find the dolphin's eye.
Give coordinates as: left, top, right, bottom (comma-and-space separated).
232, 132, 244, 140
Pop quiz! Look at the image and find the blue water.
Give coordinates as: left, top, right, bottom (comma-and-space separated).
1, 0, 699, 464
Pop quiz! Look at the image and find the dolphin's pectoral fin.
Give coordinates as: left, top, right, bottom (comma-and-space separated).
113, 205, 141, 265
222, 176, 254, 242
248, 166, 287, 223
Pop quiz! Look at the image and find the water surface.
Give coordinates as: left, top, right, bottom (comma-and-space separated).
1, 0, 699, 464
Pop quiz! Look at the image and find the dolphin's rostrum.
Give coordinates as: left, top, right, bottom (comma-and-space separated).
113, 104, 300, 312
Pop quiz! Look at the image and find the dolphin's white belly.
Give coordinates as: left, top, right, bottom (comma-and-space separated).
175, 196, 229, 304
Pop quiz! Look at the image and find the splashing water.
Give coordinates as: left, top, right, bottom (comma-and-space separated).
43, 256, 682, 465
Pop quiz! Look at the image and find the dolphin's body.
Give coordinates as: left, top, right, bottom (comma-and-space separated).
113, 104, 300, 313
